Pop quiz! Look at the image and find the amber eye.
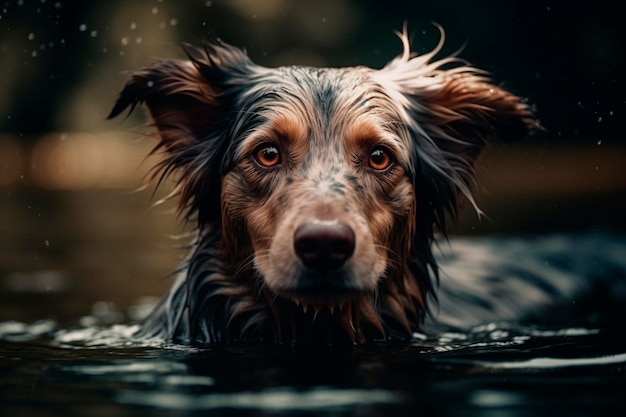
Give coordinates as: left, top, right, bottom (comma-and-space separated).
254, 144, 281, 167
368, 147, 393, 170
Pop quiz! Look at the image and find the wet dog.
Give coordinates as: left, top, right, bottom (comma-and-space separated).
109, 28, 539, 344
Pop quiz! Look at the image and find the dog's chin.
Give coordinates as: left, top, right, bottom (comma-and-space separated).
269, 269, 369, 308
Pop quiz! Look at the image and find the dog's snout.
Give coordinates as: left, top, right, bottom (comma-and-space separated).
294, 221, 355, 271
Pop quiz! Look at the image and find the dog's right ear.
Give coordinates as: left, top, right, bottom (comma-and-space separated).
108, 58, 222, 148
108, 42, 258, 223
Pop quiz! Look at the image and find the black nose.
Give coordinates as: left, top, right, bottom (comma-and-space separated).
294, 221, 355, 271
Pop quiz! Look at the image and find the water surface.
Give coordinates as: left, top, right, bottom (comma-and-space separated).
2, 186, 625, 416
2, 313, 626, 416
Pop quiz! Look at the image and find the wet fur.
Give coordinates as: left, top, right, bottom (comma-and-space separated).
109, 29, 537, 344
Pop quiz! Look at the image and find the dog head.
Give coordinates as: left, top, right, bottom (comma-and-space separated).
109, 29, 536, 343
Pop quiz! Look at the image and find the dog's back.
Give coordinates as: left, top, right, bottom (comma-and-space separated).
428, 233, 626, 332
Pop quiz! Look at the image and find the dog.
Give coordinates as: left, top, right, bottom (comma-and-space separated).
108, 28, 546, 345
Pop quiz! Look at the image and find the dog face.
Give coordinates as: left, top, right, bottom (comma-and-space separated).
221, 65, 416, 307
109, 29, 536, 343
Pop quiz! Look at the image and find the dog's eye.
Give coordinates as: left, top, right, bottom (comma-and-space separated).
255, 144, 282, 167
368, 147, 393, 170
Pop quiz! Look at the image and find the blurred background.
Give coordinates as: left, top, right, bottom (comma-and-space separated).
0, 0, 624, 324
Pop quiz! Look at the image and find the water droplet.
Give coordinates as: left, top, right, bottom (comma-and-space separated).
152, 7, 158, 14
147, 80, 154, 88
169, 18, 178, 26
78, 23, 87, 32
597, 117, 603, 123
120, 36, 128, 46
90, 30, 97, 37
31, 50, 38, 57
130, 22, 137, 30
597, 139, 602, 145
28, 33, 35, 40
205, 1, 212, 6
135, 37, 142, 44
55, 2, 62, 9
45, 240, 50, 247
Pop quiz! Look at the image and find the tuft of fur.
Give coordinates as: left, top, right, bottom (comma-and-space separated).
109, 28, 536, 345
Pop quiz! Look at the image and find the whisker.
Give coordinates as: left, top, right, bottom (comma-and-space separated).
232, 253, 257, 279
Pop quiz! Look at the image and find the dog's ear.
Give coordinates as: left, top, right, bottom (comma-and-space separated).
108, 59, 223, 150
375, 28, 538, 224
108, 42, 257, 224
398, 65, 537, 164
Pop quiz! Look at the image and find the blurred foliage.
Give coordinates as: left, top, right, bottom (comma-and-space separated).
0, 0, 624, 142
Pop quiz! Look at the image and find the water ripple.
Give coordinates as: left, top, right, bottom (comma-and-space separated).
479, 352, 626, 370
115, 387, 402, 411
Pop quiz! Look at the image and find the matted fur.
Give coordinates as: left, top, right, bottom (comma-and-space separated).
109, 28, 536, 344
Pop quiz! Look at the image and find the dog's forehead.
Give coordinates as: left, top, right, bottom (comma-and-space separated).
247, 65, 379, 114
238, 65, 400, 135
230, 65, 411, 165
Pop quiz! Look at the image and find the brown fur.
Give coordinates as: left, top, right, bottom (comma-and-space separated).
108, 28, 536, 344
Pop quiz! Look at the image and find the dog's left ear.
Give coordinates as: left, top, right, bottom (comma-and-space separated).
377, 31, 538, 165
403, 69, 537, 164
374, 30, 538, 221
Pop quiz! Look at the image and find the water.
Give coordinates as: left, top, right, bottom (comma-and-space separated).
1, 317, 625, 416
2, 189, 626, 416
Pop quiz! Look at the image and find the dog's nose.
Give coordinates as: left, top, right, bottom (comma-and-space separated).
294, 221, 355, 271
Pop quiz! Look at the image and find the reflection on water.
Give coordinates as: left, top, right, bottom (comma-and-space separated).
1, 316, 625, 416
115, 386, 401, 412
480, 352, 626, 370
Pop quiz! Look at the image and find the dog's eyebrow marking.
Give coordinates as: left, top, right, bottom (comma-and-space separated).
237, 113, 308, 161
342, 120, 407, 166
271, 115, 308, 144
346, 120, 385, 143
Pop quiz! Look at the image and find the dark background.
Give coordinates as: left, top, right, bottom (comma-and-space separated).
1, 0, 624, 144
1, 7, 625, 416
0, 0, 624, 320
